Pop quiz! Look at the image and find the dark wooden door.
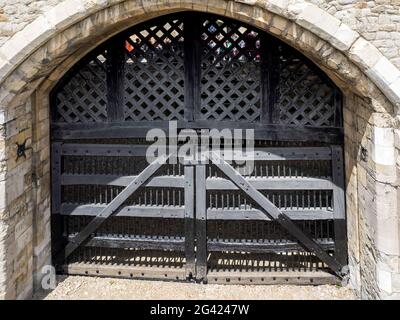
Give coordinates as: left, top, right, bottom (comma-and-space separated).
50, 12, 347, 284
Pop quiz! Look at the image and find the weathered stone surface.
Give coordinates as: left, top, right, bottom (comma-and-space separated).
349, 37, 383, 70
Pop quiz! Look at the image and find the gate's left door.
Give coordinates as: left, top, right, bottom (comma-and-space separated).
51, 141, 196, 281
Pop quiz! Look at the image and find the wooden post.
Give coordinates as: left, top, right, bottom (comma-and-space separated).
195, 164, 208, 282
331, 145, 348, 267
106, 37, 125, 122
184, 165, 196, 279
184, 13, 201, 122
51, 142, 64, 261
261, 35, 278, 124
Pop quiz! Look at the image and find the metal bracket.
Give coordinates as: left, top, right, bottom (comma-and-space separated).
15, 139, 31, 160
360, 147, 368, 162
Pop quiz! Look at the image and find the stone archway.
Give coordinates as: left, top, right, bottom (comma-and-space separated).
0, 0, 398, 299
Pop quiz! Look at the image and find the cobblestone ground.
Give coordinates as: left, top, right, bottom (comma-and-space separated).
33, 275, 357, 300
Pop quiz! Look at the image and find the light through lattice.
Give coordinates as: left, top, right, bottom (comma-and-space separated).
123, 19, 185, 121
52, 13, 341, 129
199, 17, 262, 122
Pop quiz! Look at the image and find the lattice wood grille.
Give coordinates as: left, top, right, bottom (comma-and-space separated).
51, 13, 346, 284
199, 17, 262, 122
54, 53, 108, 123
51, 12, 343, 137
123, 19, 185, 121
274, 46, 340, 127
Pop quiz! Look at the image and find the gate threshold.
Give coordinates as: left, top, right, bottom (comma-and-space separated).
62, 263, 340, 286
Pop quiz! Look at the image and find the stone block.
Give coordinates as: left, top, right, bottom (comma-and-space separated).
0, 54, 12, 82
16, 227, 32, 254
373, 127, 394, 147
372, 144, 395, 166
261, 0, 293, 17
44, 0, 87, 31
333, 24, 359, 51
387, 78, 400, 109
392, 273, 400, 292
0, 15, 56, 67
269, 15, 288, 35
372, 127, 395, 166
376, 217, 400, 255
377, 268, 393, 294
207, 0, 229, 15
0, 180, 5, 211
367, 57, 400, 95
14, 214, 32, 241
348, 37, 383, 71
293, 2, 357, 51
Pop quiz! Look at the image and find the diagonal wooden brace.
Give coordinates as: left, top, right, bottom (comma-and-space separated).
58, 153, 173, 262
209, 152, 346, 278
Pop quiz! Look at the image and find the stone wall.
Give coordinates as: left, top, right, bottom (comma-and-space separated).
1, 0, 400, 68
0, 0, 63, 47
344, 92, 400, 298
0, 97, 35, 299
310, 0, 400, 69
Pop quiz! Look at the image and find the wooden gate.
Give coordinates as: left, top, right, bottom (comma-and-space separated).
51, 12, 347, 284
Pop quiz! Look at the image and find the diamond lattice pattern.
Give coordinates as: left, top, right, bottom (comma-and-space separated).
199, 17, 262, 122
123, 19, 185, 121
55, 54, 108, 123
275, 47, 338, 127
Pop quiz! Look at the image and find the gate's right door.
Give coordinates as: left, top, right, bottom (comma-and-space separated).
193, 143, 346, 285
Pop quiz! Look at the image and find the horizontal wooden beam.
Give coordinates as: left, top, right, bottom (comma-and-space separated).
219, 147, 332, 161
62, 262, 339, 285
61, 204, 185, 218
206, 270, 340, 285
68, 235, 185, 251
207, 208, 334, 220
52, 122, 343, 144
207, 239, 335, 253
60, 143, 332, 161
61, 174, 332, 190
61, 204, 333, 220
206, 177, 333, 190
61, 174, 185, 188
61, 143, 149, 157
67, 233, 334, 254
63, 263, 187, 281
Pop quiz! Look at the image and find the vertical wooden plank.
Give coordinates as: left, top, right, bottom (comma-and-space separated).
184, 165, 196, 279
261, 34, 271, 124
51, 142, 65, 261
184, 13, 201, 122
334, 89, 343, 128
106, 37, 125, 122
195, 164, 208, 282
51, 142, 62, 215
261, 35, 278, 124
331, 145, 347, 267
